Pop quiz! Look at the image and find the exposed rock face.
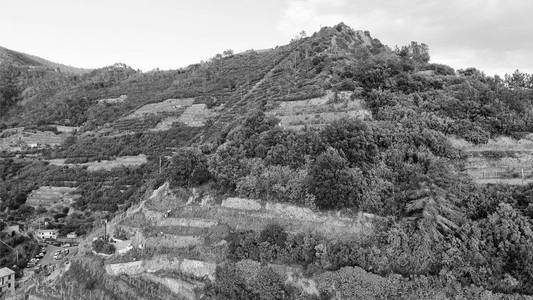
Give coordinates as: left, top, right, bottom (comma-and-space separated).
316, 23, 384, 56
146, 181, 184, 209
398, 41, 430, 63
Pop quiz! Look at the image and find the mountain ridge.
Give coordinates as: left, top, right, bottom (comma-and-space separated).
0, 45, 91, 74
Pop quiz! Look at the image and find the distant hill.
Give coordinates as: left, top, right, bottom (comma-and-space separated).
0, 45, 91, 74
0, 23, 391, 129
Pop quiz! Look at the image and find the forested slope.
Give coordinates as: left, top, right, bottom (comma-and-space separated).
2, 23, 533, 298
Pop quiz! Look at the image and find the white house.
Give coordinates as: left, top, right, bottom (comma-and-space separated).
0, 267, 15, 295
66, 232, 77, 239
35, 229, 59, 240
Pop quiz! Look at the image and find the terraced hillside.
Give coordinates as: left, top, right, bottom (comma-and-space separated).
73, 182, 376, 299
47, 154, 148, 171
103, 98, 218, 134
450, 136, 533, 185
0, 127, 70, 152
4, 22, 533, 299
26, 186, 79, 208
266, 90, 371, 130
2, 23, 387, 142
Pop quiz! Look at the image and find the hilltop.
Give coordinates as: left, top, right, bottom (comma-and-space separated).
1, 23, 533, 299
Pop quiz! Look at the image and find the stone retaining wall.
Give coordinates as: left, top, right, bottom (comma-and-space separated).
221, 197, 262, 211
105, 256, 216, 281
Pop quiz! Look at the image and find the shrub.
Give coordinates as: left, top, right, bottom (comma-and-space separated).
113, 227, 128, 240
166, 147, 210, 187
203, 263, 255, 299
259, 224, 287, 248
307, 148, 365, 210
92, 238, 115, 255
250, 266, 293, 299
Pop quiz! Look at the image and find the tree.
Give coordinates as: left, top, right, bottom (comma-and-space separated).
480, 203, 533, 293
236, 164, 309, 205
208, 146, 250, 191
505, 70, 532, 89
321, 119, 378, 169
92, 238, 115, 254
223, 49, 234, 57
402, 156, 463, 237
204, 263, 256, 300
308, 148, 365, 210
259, 224, 287, 248
250, 266, 291, 299
166, 148, 210, 187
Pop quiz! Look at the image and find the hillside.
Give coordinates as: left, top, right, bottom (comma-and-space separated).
0, 45, 91, 74
1, 23, 533, 299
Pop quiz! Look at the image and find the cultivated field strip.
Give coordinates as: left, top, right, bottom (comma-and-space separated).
450, 135, 533, 184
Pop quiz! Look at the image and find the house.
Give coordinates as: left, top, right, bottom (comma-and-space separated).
0, 267, 15, 295
35, 229, 59, 240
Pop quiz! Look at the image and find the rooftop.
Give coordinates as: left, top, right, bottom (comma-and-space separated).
0, 267, 15, 277
36, 229, 59, 232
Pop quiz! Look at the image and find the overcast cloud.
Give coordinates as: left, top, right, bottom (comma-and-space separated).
277, 0, 533, 75
1, 0, 530, 75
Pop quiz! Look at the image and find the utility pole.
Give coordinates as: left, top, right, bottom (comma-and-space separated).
103, 219, 108, 241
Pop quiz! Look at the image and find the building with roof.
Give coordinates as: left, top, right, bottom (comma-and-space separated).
0, 267, 15, 295
66, 232, 77, 239
35, 229, 59, 240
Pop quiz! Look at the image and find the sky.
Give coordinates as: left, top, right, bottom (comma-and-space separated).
2, 0, 532, 75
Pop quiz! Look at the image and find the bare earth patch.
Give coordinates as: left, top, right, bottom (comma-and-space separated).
26, 186, 79, 208
47, 154, 147, 171
126, 98, 195, 119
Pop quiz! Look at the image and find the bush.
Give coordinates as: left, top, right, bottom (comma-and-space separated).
92, 238, 115, 255
203, 263, 255, 299
307, 149, 365, 210
259, 224, 287, 248
250, 266, 293, 299
113, 227, 128, 240
166, 147, 210, 187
